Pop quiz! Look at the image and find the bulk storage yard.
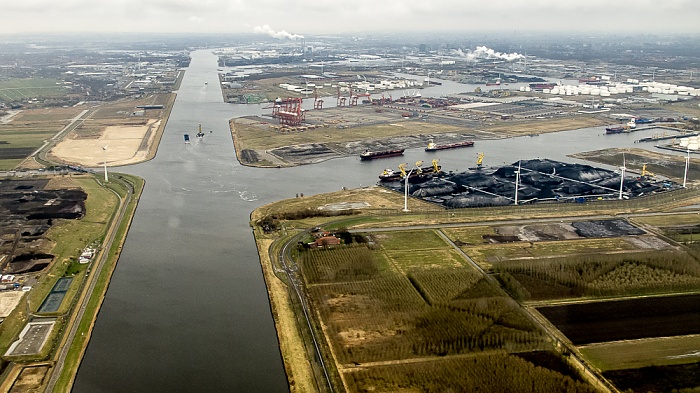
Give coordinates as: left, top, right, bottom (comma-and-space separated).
380, 159, 679, 208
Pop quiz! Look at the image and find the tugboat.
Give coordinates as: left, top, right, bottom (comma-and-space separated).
360, 149, 405, 160
184, 134, 190, 143
196, 124, 205, 138
606, 119, 636, 134
605, 126, 625, 134
425, 140, 474, 151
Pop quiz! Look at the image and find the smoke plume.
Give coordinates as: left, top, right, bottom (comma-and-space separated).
253, 25, 304, 40
453, 46, 524, 61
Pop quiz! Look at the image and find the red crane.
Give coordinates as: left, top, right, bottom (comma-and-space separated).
275, 97, 305, 126
336, 86, 346, 107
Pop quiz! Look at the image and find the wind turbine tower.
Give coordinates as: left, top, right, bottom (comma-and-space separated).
619, 154, 626, 199
514, 160, 521, 205
102, 145, 109, 183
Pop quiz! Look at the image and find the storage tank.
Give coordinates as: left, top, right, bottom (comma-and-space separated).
680, 138, 690, 147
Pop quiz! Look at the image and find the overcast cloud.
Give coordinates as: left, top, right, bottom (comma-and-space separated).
2, 0, 699, 35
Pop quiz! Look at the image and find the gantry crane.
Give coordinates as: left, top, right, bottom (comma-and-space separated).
336, 86, 346, 107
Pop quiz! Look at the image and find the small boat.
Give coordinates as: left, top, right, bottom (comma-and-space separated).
425, 140, 474, 151
360, 149, 405, 160
184, 134, 190, 143
196, 124, 205, 138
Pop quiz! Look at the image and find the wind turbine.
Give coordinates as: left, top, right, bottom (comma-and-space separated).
619, 153, 626, 199
683, 148, 690, 188
514, 160, 521, 205
102, 145, 109, 183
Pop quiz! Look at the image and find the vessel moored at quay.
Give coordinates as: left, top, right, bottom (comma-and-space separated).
360, 149, 405, 160
425, 140, 474, 152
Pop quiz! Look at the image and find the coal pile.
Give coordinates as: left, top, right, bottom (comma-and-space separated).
0, 179, 87, 274
572, 219, 646, 238
380, 159, 678, 209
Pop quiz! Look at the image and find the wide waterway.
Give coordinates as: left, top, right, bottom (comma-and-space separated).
73, 50, 686, 392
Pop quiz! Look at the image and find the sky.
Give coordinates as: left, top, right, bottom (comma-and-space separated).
2, 0, 699, 36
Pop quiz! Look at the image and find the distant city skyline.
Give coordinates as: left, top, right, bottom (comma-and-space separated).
3, 0, 699, 36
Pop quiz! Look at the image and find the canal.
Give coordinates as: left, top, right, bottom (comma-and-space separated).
73, 50, 682, 392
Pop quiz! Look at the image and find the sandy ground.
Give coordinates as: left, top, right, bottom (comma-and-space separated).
0, 110, 22, 124
0, 292, 25, 318
49, 119, 160, 167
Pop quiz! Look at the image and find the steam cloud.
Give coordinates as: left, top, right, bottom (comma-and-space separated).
453, 46, 524, 61
253, 25, 304, 40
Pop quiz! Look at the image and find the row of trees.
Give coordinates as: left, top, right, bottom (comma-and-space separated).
301, 245, 378, 284
344, 354, 598, 393
494, 251, 700, 299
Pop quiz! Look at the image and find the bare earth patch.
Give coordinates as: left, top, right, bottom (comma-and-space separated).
49, 119, 160, 166
0, 292, 25, 318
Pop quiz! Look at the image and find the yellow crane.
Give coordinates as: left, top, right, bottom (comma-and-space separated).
476, 153, 484, 169
431, 159, 440, 173
398, 163, 407, 178
641, 164, 655, 178
415, 160, 424, 174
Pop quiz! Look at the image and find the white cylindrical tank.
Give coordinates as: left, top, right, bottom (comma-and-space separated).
520, 86, 526, 92
543, 89, 551, 94
525, 86, 531, 92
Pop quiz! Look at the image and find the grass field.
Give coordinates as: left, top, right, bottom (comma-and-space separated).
465, 237, 640, 267
632, 213, 700, 227
372, 229, 449, 251
580, 335, 700, 371
0, 79, 67, 102
0, 107, 83, 170
441, 226, 496, 245
385, 249, 466, 271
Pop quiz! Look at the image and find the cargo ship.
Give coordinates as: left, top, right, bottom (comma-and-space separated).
425, 140, 474, 151
360, 149, 405, 160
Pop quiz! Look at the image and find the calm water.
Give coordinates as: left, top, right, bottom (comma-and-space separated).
73, 50, 683, 392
